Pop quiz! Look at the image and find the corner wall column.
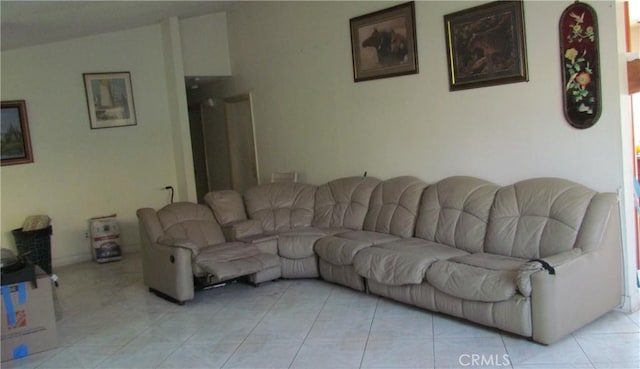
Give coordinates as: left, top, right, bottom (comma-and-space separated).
161, 16, 197, 202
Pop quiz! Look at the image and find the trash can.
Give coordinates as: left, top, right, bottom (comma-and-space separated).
11, 226, 53, 275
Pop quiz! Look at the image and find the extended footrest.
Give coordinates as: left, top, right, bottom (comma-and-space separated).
198, 252, 280, 283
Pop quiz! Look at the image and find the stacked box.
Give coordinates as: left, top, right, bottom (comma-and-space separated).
89, 215, 122, 263
1, 268, 57, 361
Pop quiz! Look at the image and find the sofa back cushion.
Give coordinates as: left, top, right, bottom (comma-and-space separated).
363, 176, 427, 238
485, 178, 596, 259
204, 190, 247, 225
244, 182, 317, 233
157, 202, 226, 248
416, 176, 499, 253
312, 176, 380, 230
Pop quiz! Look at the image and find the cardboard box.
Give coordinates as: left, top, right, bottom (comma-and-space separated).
89, 215, 122, 263
1, 269, 57, 362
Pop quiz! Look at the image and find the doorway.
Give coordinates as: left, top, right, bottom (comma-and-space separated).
185, 78, 259, 198
187, 105, 210, 203
224, 94, 259, 195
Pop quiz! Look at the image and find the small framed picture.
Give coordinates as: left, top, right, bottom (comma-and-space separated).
83, 72, 137, 129
444, 0, 528, 91
1, 100, 34, 166
350, 2, 419, 82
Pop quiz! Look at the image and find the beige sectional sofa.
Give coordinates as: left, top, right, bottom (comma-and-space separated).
137, 175, 622, 344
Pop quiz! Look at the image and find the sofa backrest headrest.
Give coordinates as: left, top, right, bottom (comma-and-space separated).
157, 202, 226, 248
416, 176, 499, 253
244, 182, 317, 233
485, 178, 597, 259
204, 190, 247, 226
363, 176, 427, 238
313, 176, 381, 230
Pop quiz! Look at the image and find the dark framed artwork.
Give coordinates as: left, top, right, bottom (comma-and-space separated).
350, 2, 419, 82
1, 100, 34, 166
444, 0, 528, 91
83, 72, 137, 129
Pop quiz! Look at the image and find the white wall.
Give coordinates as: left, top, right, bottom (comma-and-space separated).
0, 2, 635, 308
180, 12, 232, 77
225, 1, 637, 309
226, 1, 625, 192
1, 24, 180, 266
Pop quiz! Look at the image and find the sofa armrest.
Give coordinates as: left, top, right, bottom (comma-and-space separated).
529, 212, 623, 344
139, 231, 195, 303
539, 249, 583, 267
221, 219, 264, 241
516, 249, 583, 298
157, 235, 200, 255
137, 208, 164, 243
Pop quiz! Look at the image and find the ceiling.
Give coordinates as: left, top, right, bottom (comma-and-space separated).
0, 1, 235, 51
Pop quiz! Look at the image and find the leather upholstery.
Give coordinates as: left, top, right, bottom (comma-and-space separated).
485, 178, 596, 259
244, 182, 316, 233
313, 176, 380, 230
416, 176, 498, 253
204, 190, 247, 225
138, 175, 622, 344
354, 247, 435, 285
136, 202, 281, 303
158, 202, 226, 249
426, 261, 518, 302
315, 236, 372, 266
363, 176, 427, 238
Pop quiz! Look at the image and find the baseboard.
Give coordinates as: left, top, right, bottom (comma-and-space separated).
52, 253, 93, 268
52, 244, 140, 269
618, 288, 640, 313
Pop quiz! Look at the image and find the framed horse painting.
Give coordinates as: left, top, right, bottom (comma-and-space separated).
444, 0, 528, 91
350, 2, 419, 82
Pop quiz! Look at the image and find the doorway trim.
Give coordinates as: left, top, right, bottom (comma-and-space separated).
224, 93, 261, 190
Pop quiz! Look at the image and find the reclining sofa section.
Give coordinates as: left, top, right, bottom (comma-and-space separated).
137, 175, 622, 345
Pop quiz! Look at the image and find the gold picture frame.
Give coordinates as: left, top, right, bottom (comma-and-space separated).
444, 1, 528, 91
350, 2, 419, 82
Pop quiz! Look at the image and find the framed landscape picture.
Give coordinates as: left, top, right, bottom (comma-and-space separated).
1, 100, 33, 166
83, 72, 137, 129
350, 2, 419, 82
444, 0, 528, 91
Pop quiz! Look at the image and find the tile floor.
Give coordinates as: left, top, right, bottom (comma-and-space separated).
3, 252, 639, 369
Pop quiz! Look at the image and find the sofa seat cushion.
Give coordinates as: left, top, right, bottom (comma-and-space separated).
316, 227, 351, 236
195, 243, 280, 282
199, 253, 281, 282
196, 242, 262, 263
353, 246, 440, 286
337, 230, 400, 245
279, 226, 327, 236
276, 227, 345, 259
426, 260, 518, 302
314, 236, 372, 265
221, 219, 264, 241
278, 234, 325, 259
378, 238, 470, 260
449, 253, 527, 271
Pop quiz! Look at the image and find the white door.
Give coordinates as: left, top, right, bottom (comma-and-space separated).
224, 94, 258, 194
